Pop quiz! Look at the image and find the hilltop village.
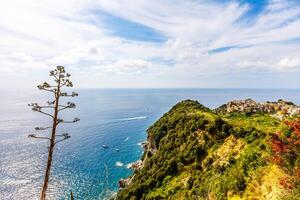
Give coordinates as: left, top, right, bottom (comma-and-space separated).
218, 99, 300, 119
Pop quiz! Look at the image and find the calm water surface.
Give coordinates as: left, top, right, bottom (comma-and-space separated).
1, 89, 300, 200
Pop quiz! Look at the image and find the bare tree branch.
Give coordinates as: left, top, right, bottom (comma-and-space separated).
58, 107, 69, 112
35, 126, 53, 131
37, 82, 56, 89
56, 133, 70, 137
50, 70, 59, 81
60, 91, 78, 97
28, 134, 51, 141
60, 82, 67, 88
28, 103, 55, 118
39, 88, 56, 94
60, 79, 73, 88
34, 109, 54, 118
56, 118, 80, 125
54, 135, 71, 145
58, 102, 76, 111
47, 101, 55, 105
39, 106, 55, 109
29, 103, 55, 109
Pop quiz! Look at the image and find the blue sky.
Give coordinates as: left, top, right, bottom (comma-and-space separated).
95, 0, 269, 44
91, 10, 167, 43
0, 0, 300, 88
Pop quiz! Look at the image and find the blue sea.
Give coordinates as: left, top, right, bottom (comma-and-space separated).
1, 89, 300, 200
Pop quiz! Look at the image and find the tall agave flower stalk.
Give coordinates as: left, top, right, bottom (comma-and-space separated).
28, 66, 79, 200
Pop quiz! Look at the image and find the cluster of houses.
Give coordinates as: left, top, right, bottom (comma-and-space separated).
226, 99, 300, 117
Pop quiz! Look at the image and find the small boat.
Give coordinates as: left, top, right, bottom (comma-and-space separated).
115, 148, 120, 152
102, 145, 109, 149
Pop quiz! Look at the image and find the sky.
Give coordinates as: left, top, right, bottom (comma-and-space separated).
0, 0, 300, 89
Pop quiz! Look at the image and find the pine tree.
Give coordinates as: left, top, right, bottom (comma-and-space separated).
28, 66, 79, 200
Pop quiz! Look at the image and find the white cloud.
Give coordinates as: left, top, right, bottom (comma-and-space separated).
0, 0, 300, 88
278, 57, 300, 70
0, 52, 48, 74
48, 42, 106, 66
237, 60, 269, 69
98, 59, 153, 75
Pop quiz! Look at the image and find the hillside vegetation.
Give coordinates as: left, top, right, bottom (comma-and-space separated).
116, 100, 300, 200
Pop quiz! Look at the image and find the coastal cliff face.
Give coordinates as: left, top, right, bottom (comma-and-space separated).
116, 100, 300, 200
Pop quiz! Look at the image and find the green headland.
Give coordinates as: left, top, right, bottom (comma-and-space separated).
116, 99, 300, 200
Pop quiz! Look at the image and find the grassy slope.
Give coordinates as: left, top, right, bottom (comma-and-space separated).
116, 100, 298, 200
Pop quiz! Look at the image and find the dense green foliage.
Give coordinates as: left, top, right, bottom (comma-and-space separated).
116, 100, 300, 200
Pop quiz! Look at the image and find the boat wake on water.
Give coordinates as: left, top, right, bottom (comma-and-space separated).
116, 116, 147, 122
